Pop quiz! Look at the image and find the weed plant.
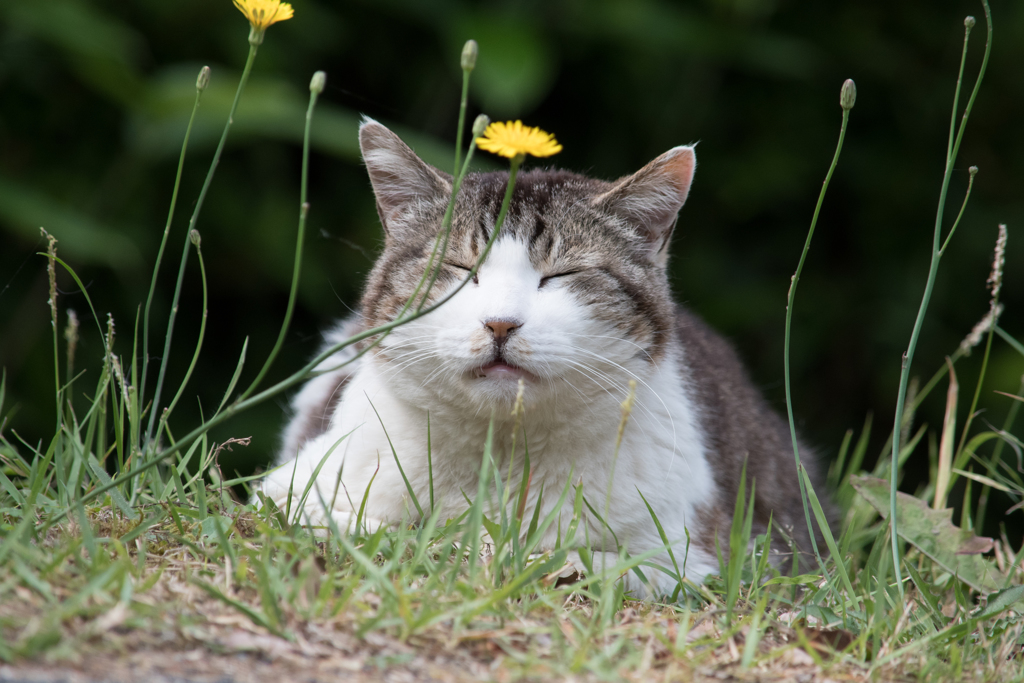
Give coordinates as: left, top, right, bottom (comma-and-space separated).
1, 1, 1022, 680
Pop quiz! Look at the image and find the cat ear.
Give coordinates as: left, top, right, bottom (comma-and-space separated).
593, 145, 696, 265
359, 118, 452, 237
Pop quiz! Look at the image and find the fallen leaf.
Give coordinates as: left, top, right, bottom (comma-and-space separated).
851, 476, 1003, 592
803, 626, 856, 654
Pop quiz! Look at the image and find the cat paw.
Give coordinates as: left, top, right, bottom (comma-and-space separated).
564, 550, 687, 601
292, 506, 389, 536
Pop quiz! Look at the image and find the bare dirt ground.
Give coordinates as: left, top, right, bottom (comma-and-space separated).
0, 634, 493, 683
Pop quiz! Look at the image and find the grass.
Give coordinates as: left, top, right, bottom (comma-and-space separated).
2, 4, 1023, 682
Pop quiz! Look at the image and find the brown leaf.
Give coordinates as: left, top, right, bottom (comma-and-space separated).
803, 626, 856, 653
956, 535, 995, 555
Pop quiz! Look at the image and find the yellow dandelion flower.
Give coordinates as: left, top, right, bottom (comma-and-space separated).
476, 121, 562, 159
234, 0, 293, 44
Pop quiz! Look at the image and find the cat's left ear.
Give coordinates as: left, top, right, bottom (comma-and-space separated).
360, 118, 453, 240
593, 146, 696, 266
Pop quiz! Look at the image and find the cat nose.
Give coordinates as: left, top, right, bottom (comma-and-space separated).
484, 318, 521, 339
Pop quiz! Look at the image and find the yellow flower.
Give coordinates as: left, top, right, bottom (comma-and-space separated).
234, 0, 294, 33
476, 121, 562, 159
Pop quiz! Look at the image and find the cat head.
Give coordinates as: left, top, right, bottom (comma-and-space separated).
358, 119, 696, 412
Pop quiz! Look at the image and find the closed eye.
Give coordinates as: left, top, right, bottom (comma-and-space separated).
445, 261, 478, 284
539, 270, 582, 289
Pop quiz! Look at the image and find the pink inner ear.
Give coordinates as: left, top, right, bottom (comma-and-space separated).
593, 145, 698, 248
612, 145, 697, 247
663, 148, 696, 204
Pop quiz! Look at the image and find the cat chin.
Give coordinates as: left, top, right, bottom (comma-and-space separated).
458, 371, 534, 406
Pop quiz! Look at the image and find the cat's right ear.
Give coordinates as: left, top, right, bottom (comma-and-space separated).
359, 118, 452, 237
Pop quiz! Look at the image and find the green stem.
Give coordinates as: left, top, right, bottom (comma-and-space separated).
784, 107, 850, 570
342, 134, 478, 367
938, 170, 977, 256
141, 84, 205, 412
869, 170, 977, 467
417, 142, 479, 311
996, 325, 1024, 357
240, 78, 323, 402
480, 156, 521, 274
145, 43, 260, 447
888, 2, 991, 598
977, 377, 1023, 527
301, 133, 482, 382
159, 238, 208, 429
46, 242, 64, 505
957, 330, 996, 457
454, 69, 470, 176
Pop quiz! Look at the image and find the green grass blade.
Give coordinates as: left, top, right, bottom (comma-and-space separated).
637, 488, 683, 592
85, 453, 137, 520
367, 398, 423, 519
215, 338, 248, 415
800, 465, 857, 604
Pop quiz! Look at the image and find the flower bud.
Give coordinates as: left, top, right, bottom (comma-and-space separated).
969, 165, 979, 177
964, 16, 976, 29
461, 39, 478, 71
190, 229, 201, 247
840, 78, 857, 111
310, 70, 327, 95
472, 114, 490, 138
196, 66, 211, 92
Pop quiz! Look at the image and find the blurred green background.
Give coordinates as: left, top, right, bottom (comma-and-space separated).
1, 1, 1021, 527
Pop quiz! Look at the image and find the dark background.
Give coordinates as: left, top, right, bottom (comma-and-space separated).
1, 1, 1021, 530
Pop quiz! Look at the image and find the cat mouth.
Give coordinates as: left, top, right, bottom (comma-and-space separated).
473, 360, 532, 381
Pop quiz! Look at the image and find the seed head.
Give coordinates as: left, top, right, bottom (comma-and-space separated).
190, 229, 202, 247
960, 304, 1003, 356
41, 227, 58, 328
310, 70, 327, 95
840, 79, 857, 111
988, 224, 1007, 302
196, 66, 211, 92
65, 309, 80, 375
461, 40, 479, 72
964, 16, 976, 29
969, 165, 978, 178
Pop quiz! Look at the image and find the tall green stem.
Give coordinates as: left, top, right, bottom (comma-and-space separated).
140, 73, 207, 413
145, 44, 260, 447
454, 69, 471, 176
417, 141, 480, 311
784, 101, 851, 571
240, 72, 325, 402
158, 233, 208, 433
454, 39, 477, 175
887, 3, 991, 597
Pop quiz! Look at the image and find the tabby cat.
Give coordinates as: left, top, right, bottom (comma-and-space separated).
259, 120, 829, 594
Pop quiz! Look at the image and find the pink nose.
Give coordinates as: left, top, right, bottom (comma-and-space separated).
485, 319, 520, 339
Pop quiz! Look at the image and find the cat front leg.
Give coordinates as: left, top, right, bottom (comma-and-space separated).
563, 549, 685, 600
303, 505, 390, 537
257, 449, 391, 536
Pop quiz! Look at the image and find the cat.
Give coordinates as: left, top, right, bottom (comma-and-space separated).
259, 119, 830, 596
